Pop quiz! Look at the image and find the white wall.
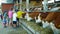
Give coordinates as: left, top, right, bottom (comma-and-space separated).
1, 0, 7, 3
42, 0, 54, 4
1, 0, 13, 3
55, 0, 60, 1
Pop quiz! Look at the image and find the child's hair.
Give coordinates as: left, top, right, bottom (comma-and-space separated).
10, 7, 13, 11
15, 9, 18, 12
3, 10, 7, 15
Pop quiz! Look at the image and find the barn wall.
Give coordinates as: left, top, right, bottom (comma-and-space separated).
2, 3, 14, 12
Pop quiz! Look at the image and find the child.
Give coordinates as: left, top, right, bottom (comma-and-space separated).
3, 11, 8, 28
16, 10, 24, 27
8, 8, 13, 26
13, 11, 17, 28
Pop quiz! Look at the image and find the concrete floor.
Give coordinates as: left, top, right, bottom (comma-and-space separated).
0, 19, 28, 34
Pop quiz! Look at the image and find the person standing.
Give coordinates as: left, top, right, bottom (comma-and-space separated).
16, 10, 24, 27
8, 8, 13, 26
13, 11, 17, 28
3, 10, 8, 28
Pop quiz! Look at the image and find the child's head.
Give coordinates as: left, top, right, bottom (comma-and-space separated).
10, 7, 13, 11
4, 10, 7, 13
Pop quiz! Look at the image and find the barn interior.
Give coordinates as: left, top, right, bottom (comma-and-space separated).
0, 0, 60, 34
